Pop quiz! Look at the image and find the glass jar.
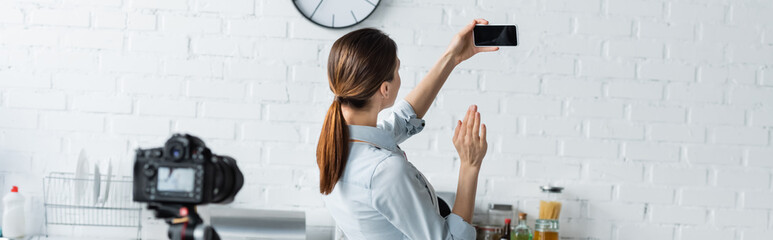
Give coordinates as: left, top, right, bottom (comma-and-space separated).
475, 225, 501, 240
533, 219, 558, 240
487, 203, 513, 226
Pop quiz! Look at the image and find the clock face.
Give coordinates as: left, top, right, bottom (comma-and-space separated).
293, 0, 380, 29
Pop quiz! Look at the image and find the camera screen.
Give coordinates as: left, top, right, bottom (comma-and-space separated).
157, 167, 196, 192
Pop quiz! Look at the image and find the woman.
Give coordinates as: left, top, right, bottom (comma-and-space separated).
317, 19, 498, 240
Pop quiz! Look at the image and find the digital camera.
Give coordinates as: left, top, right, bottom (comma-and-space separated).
133, 134, 244, 204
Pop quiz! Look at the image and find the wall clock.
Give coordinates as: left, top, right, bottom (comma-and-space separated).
293, 0, 380, 29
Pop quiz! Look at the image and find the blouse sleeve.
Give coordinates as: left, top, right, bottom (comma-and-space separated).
378, 99, 425, 144
370, 157, 476, 240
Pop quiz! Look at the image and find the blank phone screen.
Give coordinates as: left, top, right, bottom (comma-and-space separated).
473, 25, 518, 46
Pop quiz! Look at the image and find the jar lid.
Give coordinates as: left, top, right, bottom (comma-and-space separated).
540, 185, 564, 193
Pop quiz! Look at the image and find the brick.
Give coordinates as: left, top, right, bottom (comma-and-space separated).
94, 11, 126, 29
0, 8, 23, 24
193, 37, 255, 57
482, 72, 540, 94
562, 184, 613, 201
667, 83, 724, 103
197, 0, 254, 14
258, 39, 319, 63
567, 100, 624, 118
682, 188, 736, 207
630, 105, 685, 123
742, 230, 773, 240
166, 59, 223, 78
687, 145, 743, 165
732, 87, 773, 106
581, 59, 634, 78
608, 81, 664, 100
0, 130, 61, 153
138, 99, 196, 117
176, 119, 235, 139
717, 169, 769, 190
702, 65, 757, 85
543, 77, 602, 97
524, 117, 582, 137
588, 202, 645, 221
0, 28, 59, 47
710, 126, 768, 146
229, 19, 286, 37
292, 65, 326, 83
563, 139, 618, 158
733, 45, 773, 64
379, 6, 443, 27
36, 50, 97, 71
609, 40, 663, 58
111, 116, 170, 135
691, 106, 745, 125
588, 164, 644, 182
745, 191, 773, 209
715, 210, 767, 228
290, 19, 347, 41
268, 103, 326, 122
618, 185, 674, 204
202, 101, 260, 120
0, 72, 51, 88
253, 82, 289, 102
122, 77, 183, 96
650, 124, 705, 143
242, 122, 300, 142
61, 30, 123, 50
0, 109, 38, 129
501, 137, 557, 155
163, 16, 221, 34
545, 36, 602, 55
442, 72, 478, 91
650, 206, 706, 224
669, 42, 725, 64
626, 142, 680, 162
545, 0, 601, 13
72, 95, 132, 114
132, 0, 187, 10
639, 21, 694, 40
704, 24, 760, 45
53, 73, 116, 92
639, 62, 695, 81
30, 9, 90, 27
188, 81, 245, 99
7, 90, 66, 110
609, 0, 662, 17
589, 121, 644, 140
505, 96, 561, 116
670, 2, 725, 23
127, 13, 157, 30
41, 112, 104, 132
523, 161, 581, 180
653, 166, 707, 185
748, 148, 773, 168
266, 187, 322, 207
101, 53, 160, 74
681, 228, 734, 240
441, 92, 500, 116
266, 143, 316, 166
130, 34, 188, 54
576, 16, 631, 37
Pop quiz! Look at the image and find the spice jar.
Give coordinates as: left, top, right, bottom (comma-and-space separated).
533, 219, 558, 240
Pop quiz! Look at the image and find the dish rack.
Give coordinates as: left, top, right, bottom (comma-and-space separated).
43, 172, 142, 238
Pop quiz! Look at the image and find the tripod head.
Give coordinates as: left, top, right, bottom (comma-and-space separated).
148, 202, 221, 240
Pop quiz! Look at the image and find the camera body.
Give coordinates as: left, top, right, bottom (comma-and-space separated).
133, 134, 243, 205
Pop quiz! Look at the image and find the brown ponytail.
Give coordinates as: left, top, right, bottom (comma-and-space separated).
317, 28, 398, 195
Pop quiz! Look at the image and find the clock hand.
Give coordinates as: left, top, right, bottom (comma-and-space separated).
310, 0, 324, 19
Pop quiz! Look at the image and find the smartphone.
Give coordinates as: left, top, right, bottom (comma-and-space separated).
473, 25, 518, 47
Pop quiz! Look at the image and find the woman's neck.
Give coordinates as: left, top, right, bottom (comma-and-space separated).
341, 104, 380, 127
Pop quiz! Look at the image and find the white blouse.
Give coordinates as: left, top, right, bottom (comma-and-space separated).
322, 99, 476, 240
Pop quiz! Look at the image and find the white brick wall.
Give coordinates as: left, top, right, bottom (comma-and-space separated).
0, 0, 771, 239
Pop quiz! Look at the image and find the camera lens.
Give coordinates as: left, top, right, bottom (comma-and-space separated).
209, 155, 244, 204
172, 148, 181, 159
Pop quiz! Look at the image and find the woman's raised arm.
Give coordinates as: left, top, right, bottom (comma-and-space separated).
404, 19, 499, 118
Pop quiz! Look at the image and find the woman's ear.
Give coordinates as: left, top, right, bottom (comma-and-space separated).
380, 81, 390, 99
